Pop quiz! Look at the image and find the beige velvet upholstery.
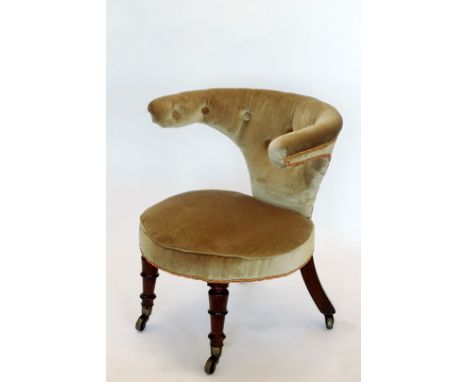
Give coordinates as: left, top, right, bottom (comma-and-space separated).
140, 190, 314, 281
141, 89, 342, 282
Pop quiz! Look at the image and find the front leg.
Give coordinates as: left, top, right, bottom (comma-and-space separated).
205, 283, 229, 374
135, 256, 159, 331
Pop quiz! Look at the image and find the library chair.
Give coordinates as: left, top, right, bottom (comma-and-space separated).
135, 88, 343, 374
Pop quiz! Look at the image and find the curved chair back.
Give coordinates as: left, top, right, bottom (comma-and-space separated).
148, 88, 342, 217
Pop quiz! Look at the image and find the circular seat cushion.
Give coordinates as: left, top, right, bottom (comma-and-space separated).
139, 190, 314, 282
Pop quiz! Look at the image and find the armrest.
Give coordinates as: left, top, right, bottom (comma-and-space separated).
268, 108, 343, 168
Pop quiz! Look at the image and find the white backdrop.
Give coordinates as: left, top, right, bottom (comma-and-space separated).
107, 1, 360, 381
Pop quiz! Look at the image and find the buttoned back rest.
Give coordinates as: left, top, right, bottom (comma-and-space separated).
148, 89, 342, 217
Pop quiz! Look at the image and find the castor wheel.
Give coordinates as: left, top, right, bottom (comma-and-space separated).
135, 306, 152, 332
204, 356, 219, 375
325, 314, 334, 330
204, 346, 222, 375
135, 314, 149, 331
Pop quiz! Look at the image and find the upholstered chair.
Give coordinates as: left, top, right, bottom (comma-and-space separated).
136, 88, 343, 374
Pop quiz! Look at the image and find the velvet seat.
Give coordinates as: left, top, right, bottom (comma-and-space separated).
135, 88, 343, 374
139, 190, 314, 282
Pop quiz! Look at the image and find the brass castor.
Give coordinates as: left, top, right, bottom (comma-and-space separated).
204, 347, 222, 375
325, 314, 334, 330
135, 315, 149, 331
135, 306, 152, 332
204, 356, 219, 375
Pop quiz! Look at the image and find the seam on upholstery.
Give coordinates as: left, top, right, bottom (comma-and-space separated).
286, 138, 336, 160
236, 119, 249, 142
290, 100, 297, 127
236, 93, 254, 143
203, 96, 211, 123
286, 154, 331, 168
283, 139, 335, 167
141, 252, 313, 283
139, 221, 313, 260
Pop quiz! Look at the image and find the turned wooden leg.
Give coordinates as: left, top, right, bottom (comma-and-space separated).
300, 256, 336, 329
135, 256, 159, 332
204, 283, 229, 374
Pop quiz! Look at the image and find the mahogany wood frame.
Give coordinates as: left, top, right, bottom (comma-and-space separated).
135, 254, 334, 373
301, 257, 335, 315
135, 256, 159, 331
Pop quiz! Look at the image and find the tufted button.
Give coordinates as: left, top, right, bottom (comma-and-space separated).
243, 112, 251, 121
172, 110, 181, 120
201, 106, 209, 114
